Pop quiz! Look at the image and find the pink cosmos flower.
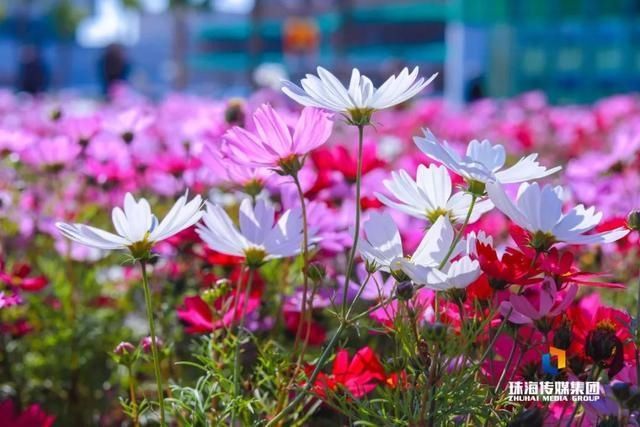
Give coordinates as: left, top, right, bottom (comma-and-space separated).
224, 104, 333, 169
0, 400, 55, 427
499, 279, 577, 325
21, 136, 81, 168
104, 108, 154, 142
177, 289, 262, 334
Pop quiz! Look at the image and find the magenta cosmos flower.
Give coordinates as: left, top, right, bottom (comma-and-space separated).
224, 104, 333, 173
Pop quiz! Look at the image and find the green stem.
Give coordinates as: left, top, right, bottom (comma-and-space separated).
266, 323, 346, 427
268, 123, 366, 426
139, 261, 166, 426
232, 267, 254, 424
566, 365, 601, 426
128, 365, 139, 427
636, 275, 640, 385
340, 124, 365, 317
438, 194, 477, 270
345, 272, 372, 320
292, 172, 311, 356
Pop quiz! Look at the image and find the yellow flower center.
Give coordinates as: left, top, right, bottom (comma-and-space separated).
244, 247, 267, 269
346, 108, 375, 126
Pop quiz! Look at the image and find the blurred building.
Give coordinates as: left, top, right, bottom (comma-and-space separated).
194, 0, 640, 104
0, 0, 640, 103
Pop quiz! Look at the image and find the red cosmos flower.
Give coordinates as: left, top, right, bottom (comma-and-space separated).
540, 248, 624, 289
0, 261, 47, 292
596, 217, 639, 253
568, 297, 634, 377
194, 245, 244, 267
508, 224, 539, 259
0, 319, 33, 338
0, 399, 55, 427
465, 275, 492, 300
385, 370, 409, 389
476, 242, 539, 290
283, 311, 326, 345
309, 346, 386, 399
311, 142, 385, 183
177, 284, 262, 334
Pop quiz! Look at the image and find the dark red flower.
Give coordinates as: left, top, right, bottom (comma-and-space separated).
309, 346, 386, 399
0, 319, 33, 338
283, 311, 326, 346
0, 400, 55, 427
0, 261, 47, 292
568, 300, 634, 377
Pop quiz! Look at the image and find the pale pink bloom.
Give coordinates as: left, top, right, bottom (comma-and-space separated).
499, 279, 577, 324
224, 104, 333, 168
60, 116, 101, 144
203, 142, 272, 187
104, 108, 154, 140
0, 128, 34, 154
21, 136, 81, 168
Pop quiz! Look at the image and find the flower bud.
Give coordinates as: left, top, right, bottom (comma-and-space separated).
364, 260, 379, 274
112, 341, 137, 366
417, 339, 431, 369
395, 280, 414, 301
612, 382, 631, 402
627, 210, 640, 231
201, 289, 218, 305
140, 336, 163, 354
114, 341, 135, 356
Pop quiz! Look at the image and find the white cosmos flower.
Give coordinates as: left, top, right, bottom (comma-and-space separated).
375, 164, 494, 224
56, 192, 203, 254
281, 67, 437, 119
487, 181, 630, 246
414, 129, 562, 185
358, 212, 480, 291
196, 198, 306, 266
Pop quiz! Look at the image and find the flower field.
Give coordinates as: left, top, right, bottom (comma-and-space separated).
1, 69, 640, 426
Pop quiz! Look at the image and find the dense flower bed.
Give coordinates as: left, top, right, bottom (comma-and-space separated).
0, 70, 639, 426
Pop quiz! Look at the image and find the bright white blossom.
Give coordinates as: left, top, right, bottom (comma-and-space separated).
56, 192, 203, 255
375, 164, 494, 224
196, 198, 306, 266
358, 212, 480, 291
281, 67, 437, 122
414, 129, 562, 185
487, 181, 630, 246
